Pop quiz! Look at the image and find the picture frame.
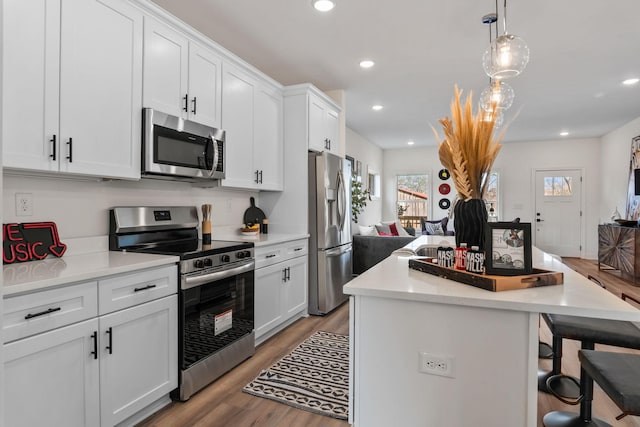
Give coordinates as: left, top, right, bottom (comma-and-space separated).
484, 222, 532, 276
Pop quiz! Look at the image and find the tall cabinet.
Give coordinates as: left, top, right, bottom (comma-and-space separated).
2, 0, 143, 179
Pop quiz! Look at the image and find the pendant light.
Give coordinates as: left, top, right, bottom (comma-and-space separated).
479, 13, 514, 112
482, 0, 529, 80
312, 0, 335, 12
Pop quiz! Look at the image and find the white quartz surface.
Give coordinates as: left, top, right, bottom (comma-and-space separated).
213, 231, 309, 247
3, 251, 179, 297
344, 236, 640, 321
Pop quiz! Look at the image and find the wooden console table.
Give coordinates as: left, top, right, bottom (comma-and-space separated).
598, 224, 640, 285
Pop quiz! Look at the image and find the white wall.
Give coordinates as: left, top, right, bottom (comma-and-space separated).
3, 174, 258, 241
600, 116, 640, 221
383, 138, 602, 258
345, 127, 383, 230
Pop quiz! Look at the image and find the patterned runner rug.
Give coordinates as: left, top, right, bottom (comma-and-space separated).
243, 330, 349, 420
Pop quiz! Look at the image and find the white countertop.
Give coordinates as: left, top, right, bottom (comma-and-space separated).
3, 251, 179, 297
344, 235, 640, 321
214, 231, 309, 247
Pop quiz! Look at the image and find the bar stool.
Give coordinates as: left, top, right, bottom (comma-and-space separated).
543, 350, 640, 426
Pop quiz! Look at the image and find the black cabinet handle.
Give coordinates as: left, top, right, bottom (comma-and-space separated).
50, 135, 57, 161
134, 284, 157, 292
192, 96, 197, 115
25, 307, 61, 320
259, 170, 263, 184
286, 267, 291, 281
266, 254, 276, 259
91, 331, 98, 360
282, 268, 287, 282
183, 94, 189, 112
106, 327, 113, 354
255, 170, 260, 184
66, 138, 73, 162
294, 247, 303, 252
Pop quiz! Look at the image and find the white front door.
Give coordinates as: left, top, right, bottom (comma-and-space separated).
534, 169, 583, 257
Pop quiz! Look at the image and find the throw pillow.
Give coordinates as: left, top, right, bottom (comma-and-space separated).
358, 225, 377, 236
420, 217, 448, 234
375, 224, 391, 236
382, 220, 411, 237
424, 222, 445, 235
388, 222, 400, 236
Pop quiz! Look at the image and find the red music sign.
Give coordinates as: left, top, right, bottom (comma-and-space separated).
3, 222, 67, 264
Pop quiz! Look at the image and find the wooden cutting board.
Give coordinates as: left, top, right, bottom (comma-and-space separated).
243, 197, 266, 226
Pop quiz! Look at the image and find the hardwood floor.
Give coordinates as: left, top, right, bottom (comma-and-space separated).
139, 258, 640, 426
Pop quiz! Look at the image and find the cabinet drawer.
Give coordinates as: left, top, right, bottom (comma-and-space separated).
285, 239, 308, 258
98, 265, 177, 315
3, 281, 98, 344
255, 239, 308, 270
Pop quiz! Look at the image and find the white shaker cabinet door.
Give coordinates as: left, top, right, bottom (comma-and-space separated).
98, 295, 178, 427
59, 0, 143, 179
325, 107, 340, 155
188, 42, 222, 128
308, 95, 327, 152
284, 256, 308, 318
254, 85, 284, 191
143, 17, 189, 118
3, 318, 100, 427
254, 262, 285, 340
2, 0, 61, 172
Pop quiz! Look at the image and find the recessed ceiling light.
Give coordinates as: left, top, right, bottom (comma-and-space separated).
359, 60, 375, 69
623, 78, 640, 86
407, 141, 415, 145
312, 0, 335, 12
560, 131, 569, 136
372, 105, 383, 111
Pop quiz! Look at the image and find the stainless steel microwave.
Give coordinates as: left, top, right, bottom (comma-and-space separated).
142, 108, 225, 181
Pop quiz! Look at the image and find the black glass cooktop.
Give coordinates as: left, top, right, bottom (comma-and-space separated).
132, 239, 253, 260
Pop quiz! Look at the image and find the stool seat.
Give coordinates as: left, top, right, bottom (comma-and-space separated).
580, 350, 640, 416
544, 314, 640, 348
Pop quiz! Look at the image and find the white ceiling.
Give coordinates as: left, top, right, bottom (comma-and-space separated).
151, 0, 640, 149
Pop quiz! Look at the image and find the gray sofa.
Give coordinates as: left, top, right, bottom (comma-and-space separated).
352, 234, 417, 275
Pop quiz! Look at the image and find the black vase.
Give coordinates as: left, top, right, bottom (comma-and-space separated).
454, 198, 488, 250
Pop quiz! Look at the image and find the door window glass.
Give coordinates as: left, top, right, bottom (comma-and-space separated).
544, 176, 573, 196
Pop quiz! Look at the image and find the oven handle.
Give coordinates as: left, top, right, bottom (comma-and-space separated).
182, 260, 255, 290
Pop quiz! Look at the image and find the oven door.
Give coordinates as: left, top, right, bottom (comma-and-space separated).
180, 260, 254, 370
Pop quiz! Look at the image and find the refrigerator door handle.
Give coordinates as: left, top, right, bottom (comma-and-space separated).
336, 169, 347, 231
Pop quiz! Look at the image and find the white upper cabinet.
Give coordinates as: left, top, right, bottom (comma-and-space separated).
221, 61, 283, 191
143, 18, 221, 128
308, 91, 341, 155
2, 0, 143, 179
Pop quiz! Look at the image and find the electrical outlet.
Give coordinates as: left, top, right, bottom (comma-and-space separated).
419, 352, 455, 378
15, 193, 33, 217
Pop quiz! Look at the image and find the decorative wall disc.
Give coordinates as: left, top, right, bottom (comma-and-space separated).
438, 183, 451, 195
439, 198, 451, 209
438, 169, 450, 180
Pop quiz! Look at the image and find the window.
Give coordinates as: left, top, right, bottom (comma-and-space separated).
544, 176, 573, 196
396, 174, 429, 228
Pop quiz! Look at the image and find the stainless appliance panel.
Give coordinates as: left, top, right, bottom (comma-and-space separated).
142, 108, 225, 180
110, 206, 198, 234
309, 151, 351, 250
309, 243, 351, 315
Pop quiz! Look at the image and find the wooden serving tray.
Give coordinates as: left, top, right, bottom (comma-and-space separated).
408, 258, 563, 292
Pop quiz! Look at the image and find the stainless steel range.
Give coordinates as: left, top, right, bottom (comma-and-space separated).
109, 206, 255, 401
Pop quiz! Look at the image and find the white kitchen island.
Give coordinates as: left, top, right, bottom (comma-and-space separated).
343, 236, 640, 427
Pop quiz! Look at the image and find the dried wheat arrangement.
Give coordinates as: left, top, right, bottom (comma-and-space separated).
432, 85, 505, 201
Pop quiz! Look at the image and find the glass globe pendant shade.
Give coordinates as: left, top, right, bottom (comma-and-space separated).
480, 81, 514, 111
481, 107, 505, 128
482, 33, 530, 80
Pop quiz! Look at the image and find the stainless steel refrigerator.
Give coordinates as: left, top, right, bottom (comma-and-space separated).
308, 151, 352, 315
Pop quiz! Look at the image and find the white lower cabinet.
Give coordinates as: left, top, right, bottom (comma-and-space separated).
100, 295, 177, 426
4, 318, 100, 427
254, 239, 308, 344
2, 265, 178, 427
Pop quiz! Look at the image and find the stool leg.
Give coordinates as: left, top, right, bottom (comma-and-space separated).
552, 334, 563, 374
579, 342, 595, 421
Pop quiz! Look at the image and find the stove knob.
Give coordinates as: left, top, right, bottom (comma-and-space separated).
203, 258, 213, 267
236, 251, 245, 259
243, 250, 252, 258
221, 255, 231, 263
194, 259, 205, 269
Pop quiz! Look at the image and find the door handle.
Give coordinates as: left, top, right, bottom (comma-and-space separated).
259, 170, 263, 184
191, 96, 197, 115
90, 331, 98, 360
282, 268, 287, 282
536, 218, 544, 222
66, 138, 73, 163
286, 267, 291, 281
183, 94, 189, 112
50, 135, 57, 161
106, 327, 113, 354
